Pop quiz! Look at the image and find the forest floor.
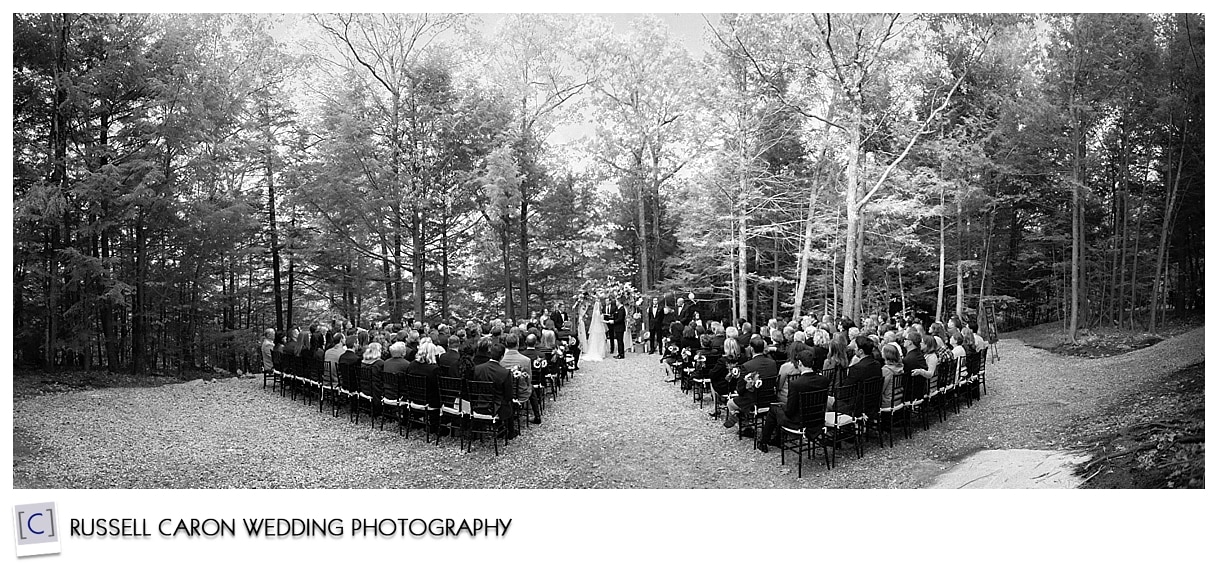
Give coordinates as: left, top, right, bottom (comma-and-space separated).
1005, 311, 1203, 359
13, 325, 1204, 488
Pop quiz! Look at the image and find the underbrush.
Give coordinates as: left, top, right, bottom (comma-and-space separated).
1073, 363, 1204, 489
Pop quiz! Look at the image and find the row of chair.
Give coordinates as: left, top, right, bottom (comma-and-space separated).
262, 350, 575, 455
663, 343, 990, 477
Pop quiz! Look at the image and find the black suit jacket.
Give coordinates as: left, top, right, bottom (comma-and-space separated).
838, 356, 883, 415
677, 304, 695, 326
609, 304, 626, 336
437, 350, 461, 373
785, 372, 831, 428
646, 306, 665, 331
550, 311, 568, 331
472, 360, 514, 421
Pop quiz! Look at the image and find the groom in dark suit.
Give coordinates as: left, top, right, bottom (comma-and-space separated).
608, 297, 627, 359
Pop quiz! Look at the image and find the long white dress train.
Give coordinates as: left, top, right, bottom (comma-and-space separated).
585, 301, 608, 362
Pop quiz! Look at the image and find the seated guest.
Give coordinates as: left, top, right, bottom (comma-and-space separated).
724, 337, 778, 431
282, 328, 302, 356
680, 325, 699, 351
967, 321, 989, 351
438, 335, 462, 374
338, 335, 361, 367
822, 337, 850, 380
407, 342, 442, 430
759, 350, 831, 452
382, 341, 411, 400
829, 337, 883, 414
708, 338, 743, 408
709, 323, 727, 351
902, 332, 930, 399
500, 333, 536, 426
359, 341, 385, 400
471, 342, 516, 439
880, 342, 904, 409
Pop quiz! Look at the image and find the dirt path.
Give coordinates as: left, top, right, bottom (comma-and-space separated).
13, 328, 1202, 488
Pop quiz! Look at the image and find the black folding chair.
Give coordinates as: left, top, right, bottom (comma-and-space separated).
778, 388, 831, 477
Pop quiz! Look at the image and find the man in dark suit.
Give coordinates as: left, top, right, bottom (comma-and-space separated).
437, 335, 462, 375
646, 297, 665, 354
550, 302, 569, 332
759, 350, 830, 452
676, 296, 695, 326
724, 337, 778, 429
831, 336, 883, 415
608, 297, 627, 359
472, 342, 517, 439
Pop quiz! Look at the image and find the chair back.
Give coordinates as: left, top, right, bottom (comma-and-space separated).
324, 361, 340, 387
825, 366, 847, 391
438, 376, 465, 410
861, 378, 883, 419
965, 352, 981, 379
339, 362, 359, 393
888, 370, 905, 408
754, 375, 778, 411
358, 364, 380, 398
834, 383, 860, 418
466, 379, 498, 417
797, 388, 831, 434
935, 357, 957, 390
403, 371, 428, 406
380, 368, 401, 400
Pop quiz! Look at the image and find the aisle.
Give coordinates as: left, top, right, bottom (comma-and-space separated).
544, 350, 816, 488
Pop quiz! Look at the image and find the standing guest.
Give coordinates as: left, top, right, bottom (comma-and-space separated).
260, 328, 276, 376
675, 296, 695, 326
759, 350, 831, 452
646, 297, 665, 354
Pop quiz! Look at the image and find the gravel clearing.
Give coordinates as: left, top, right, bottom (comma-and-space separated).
13, 327, 1203, 488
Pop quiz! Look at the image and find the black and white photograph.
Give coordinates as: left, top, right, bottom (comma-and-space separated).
11, 12, 1205, 491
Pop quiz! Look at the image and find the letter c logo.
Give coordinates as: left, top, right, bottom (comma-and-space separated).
26, 512, 45, 535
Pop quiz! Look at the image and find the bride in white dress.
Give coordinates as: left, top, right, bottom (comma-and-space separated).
584, 297, 608, 362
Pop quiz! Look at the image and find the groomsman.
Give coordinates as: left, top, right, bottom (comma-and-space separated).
550, 301, 569, 331
609, 297, 627, 359
646, 297, 665, 354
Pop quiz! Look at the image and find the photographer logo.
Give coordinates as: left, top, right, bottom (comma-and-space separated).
13, 502, 60, 557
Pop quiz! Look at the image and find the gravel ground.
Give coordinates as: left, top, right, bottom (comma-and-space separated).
13, 327, 1203, 489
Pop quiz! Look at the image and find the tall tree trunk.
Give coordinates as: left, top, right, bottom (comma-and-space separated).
502, 224, 514, 319
935, 183, 946, 323
841, 107, 862, 322
266, 153, 283, 334
772, 237, 779, 322
519, 186, 531, 315
411, 205, 425, 321
955, 188, 965, 320
1150, 132, 1185, 333
791, 184, 821, 319
132, 213, 147, 375
441, 205, 450, 320
737, 211, 748, 324
636, 157, 651, 292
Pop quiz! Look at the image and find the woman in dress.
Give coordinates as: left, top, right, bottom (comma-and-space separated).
577, 295, 590, 354
584, 296, 608, 362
